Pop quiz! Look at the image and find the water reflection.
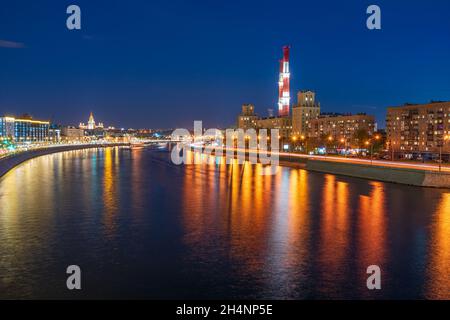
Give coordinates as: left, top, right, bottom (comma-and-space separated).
0, 147, 449, 299
179, 150, 449, 299
426, 193, 450, 299
102, 147, 119, 238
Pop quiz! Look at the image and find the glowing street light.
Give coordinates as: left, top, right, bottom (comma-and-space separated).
366, 135, 380, 165
439, 134, 450, 172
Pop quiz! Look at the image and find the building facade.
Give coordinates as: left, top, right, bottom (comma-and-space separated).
237, 104, 292, 138
237, 104, 258, 130
61, 126, 85, 141
256, 117, 292, 139
307, 113, 375, 146
0, 115, 50, 142
79, 112, 104, 130
292, 90, 321, 136
386, 101, 450, 155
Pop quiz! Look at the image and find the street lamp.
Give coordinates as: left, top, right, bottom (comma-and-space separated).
340, 137, 346, 156
300, 135, 306, 154
367, 135, 381, 165
291, 136, 297, 152
365, 140, 372, 164
327, 136, 333, 156
439, 134, 449, 172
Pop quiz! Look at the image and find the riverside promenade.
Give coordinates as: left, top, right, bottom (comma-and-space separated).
190, 145, 450, 188
0, 143, 128, 179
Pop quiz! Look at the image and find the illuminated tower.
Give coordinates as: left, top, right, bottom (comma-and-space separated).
87, 112, 95, 130
278, 46, 291, 117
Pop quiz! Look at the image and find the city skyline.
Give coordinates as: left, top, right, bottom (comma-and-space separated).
1, 0, 450, 129
1, 1, 450, 305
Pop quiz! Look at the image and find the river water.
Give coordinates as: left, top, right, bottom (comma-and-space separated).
0, 146, 448, 299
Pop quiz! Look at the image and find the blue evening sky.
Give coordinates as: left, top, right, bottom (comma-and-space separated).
1, 0, 449, 128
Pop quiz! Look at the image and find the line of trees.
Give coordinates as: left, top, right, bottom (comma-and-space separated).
291, 129, 385, 155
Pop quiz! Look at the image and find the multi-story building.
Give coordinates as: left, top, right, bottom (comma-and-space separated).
256, 116, 292, 139
49, 124, 61, 143
307, 113, 375, 146
292, 90, 321, 136
79, 112, 104, 130
237, 104, 258, 130
0, 115, 50, 142
236, 104, 292, 139
61, 126, 85, 141
0, 117, 15, 139
386, 101, 450, 156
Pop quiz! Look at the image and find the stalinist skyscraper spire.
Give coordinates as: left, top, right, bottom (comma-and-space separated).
87, 112, 95, 130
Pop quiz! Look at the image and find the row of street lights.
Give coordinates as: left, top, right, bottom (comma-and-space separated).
230, 133, 449, 170
290, 134, 381, 161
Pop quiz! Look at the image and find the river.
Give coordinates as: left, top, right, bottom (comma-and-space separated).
0, 146, 448, 299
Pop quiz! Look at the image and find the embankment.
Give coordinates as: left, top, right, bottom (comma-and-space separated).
190, 146, 449, 188
306, 159, 450, 188
0, 144, 127, 179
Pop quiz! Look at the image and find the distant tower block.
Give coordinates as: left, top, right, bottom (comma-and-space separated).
278, 45, 291, 117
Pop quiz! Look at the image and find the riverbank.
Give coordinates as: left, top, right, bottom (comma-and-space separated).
190, 146, 450, 188
304, 159, 450, 188
0, 143, 128, 179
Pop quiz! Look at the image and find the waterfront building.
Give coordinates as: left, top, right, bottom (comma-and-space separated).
292, 90, 321, 136
306, 113, 376, 147
386, 101, 450, 157
256, 116, 292, 139
79, 112, 104, 130
79, 112, 106, 138
0, 115, 50, 142
237, 103, 292, 139
49, 124, 61, 143
61, 126, 85, 141
237, 104, 259, 130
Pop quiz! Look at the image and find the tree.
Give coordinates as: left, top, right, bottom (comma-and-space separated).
0, 137, 15, 150
353, 129, 370, 150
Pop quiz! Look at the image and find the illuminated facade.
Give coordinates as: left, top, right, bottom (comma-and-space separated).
256, 117, 292, 139
0, 115, 50, 142
79, 112, 104, 130
386, 101, 450, 154
307, 114, 375, 145
237, 104, 258, 130
61, 126, 85, 141
292, 90, 321, 136
278, 46, 291, 117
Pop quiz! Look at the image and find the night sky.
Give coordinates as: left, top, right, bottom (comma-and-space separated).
1, 0, 449, 129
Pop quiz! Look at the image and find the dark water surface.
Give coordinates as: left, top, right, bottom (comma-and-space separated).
0, 147, 449, 299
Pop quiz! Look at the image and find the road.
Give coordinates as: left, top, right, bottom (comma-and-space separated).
194, 145, 450, 173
